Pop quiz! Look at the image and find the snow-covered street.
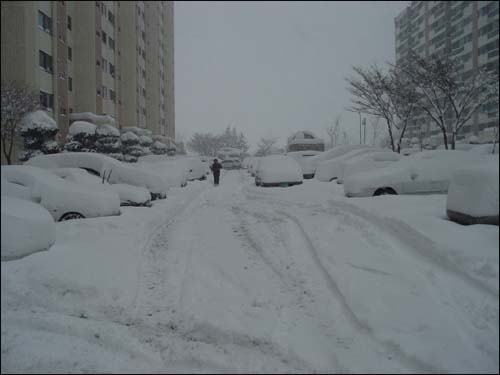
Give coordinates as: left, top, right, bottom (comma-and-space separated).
1, 170, 499, 373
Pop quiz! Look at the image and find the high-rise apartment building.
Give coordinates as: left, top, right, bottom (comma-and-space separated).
1, 1, 174, 163
395, 1, 498, 141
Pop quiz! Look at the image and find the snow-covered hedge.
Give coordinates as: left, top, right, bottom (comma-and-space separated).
446, 156, 499, 225
96, 124, 122, 159
69, 112, 116, 126
64, 121, 97, 152
18, 111, 60, 162
1, 196, 56, 261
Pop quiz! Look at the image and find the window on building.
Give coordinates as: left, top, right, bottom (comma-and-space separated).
39, 50, 53, 73
67, 15, 72, 30
109, 89, 116, 102
102, 31, 107, 44
40, 91, 54, 110
67, 46, 72, 61
38, 11, 52, 34
102, 58, 107, 72
102, 86, 107, 98
108, 37, 115, 50
108, 10, 115, 25
109, 63, 115, 76
68, 77, 72, 91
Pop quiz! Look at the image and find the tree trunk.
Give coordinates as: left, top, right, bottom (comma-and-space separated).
440, 127, 448, 150
451, 132, 456, 150
1, 135, 12, 165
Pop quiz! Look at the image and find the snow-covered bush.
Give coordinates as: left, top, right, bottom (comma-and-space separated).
138, 135, 153, 156
151, 140, 168, 155
18, 111, 60, 162
121, 131, 142, 162
69, 112, 116, 126
64, 121, 97, 152
96, 124, 122, 160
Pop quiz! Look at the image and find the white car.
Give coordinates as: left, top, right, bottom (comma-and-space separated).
343, 150, 483, 197
25, 152, 168, 200
249, 157, 262, 177
1, 165, 121, 221
446, 156, 499, 225
1, 196, 56, 261
255, 155, 303, 187
315, 148, 384, 182
336, 151, 402, 184
301, 144, 370, 178
180, 158, 208, 181
50, 168, 152, 207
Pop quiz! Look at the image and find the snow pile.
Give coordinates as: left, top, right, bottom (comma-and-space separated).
301, 144, 369, 177
256, 155, 303, 185
315, 148, 383, 182
21, 110, 58, 132
1, 177, 31, 200
69, 112, 116, 126
337, 151, 402, 184
447, 156, 499, 224
1, 196, 55, 261
68, 121, 97, 136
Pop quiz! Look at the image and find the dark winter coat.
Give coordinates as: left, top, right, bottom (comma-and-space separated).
211, 161, 221, 175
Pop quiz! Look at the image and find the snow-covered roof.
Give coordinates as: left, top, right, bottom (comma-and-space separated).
287, 131, 325, 146
21, 110, 57, 132
69, 112, 116, 126
68, 121, 97, 136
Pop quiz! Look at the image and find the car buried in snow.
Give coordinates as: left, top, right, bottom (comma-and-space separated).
254, 155, 303, 187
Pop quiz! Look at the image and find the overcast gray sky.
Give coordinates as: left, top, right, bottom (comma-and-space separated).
174, 1, 408, 152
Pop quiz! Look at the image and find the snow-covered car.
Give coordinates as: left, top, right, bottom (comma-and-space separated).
221, 159, 241, 170
336, 151, 402, 184
315, 148, 384, 182
1, 165, 121, 221
180, 158, 208, 181
50, 168, 152, 207
301, 144, 370, 178
446, 156, 499, 225
249, 157, 262, 177
285, 150, 322, 174
25, 152, 168, 200
343, 150, 482, 197
1, 196, 56, 261
138, 158, 188, 188
255, 155, 303, 187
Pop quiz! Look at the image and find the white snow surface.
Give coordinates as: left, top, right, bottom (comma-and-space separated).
256, 155, 303, 184
1, 171, 498, 373
1, 196, 56, 261
447, 156, 499, 217
68, 121, 97, 136
21, 110, 57, 131
315, 148, 383, 182
69, 112, 116, 126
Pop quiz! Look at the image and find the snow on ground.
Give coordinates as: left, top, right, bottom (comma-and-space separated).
1, 170, 498, 373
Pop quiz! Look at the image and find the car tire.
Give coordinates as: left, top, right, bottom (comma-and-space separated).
59, 212, 85, 221
373, 188, 397, 196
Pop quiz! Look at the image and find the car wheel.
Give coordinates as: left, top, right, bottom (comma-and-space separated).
59, 212, 85, 221
373, 188, 397, 196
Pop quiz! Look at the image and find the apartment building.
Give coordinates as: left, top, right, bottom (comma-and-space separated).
395, 1, 499, 142
1, 1, 174, 163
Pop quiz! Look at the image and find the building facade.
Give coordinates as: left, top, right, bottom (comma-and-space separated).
395, 1, 498, 143
1, 1, 174, 163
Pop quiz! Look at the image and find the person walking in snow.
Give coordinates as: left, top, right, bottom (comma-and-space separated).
210, 158, 222, 186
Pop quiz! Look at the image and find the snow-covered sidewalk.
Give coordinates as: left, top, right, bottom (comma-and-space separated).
1, 171, 498, 373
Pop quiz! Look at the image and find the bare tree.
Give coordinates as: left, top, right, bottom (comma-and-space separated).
400, 51, 498, 149
255, 137, 279, 156
187, 132, 223, 156
326, 115, 341, 149
1, 81, 39, 164
346, 65, 397, 151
